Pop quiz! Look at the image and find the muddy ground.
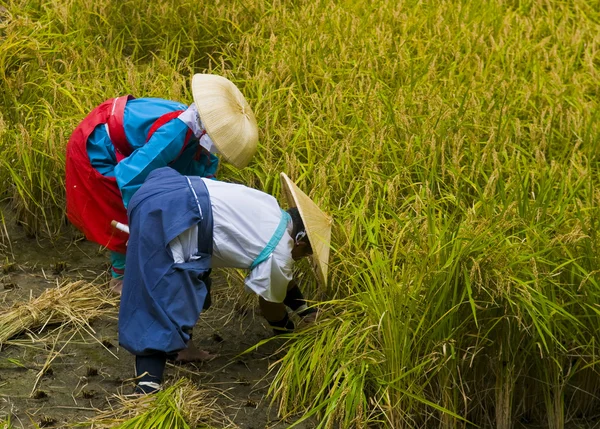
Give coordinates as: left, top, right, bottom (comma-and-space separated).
0, 220, 314, 429
4, 220, 598, 429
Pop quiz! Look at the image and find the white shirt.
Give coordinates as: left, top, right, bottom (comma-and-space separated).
169, 178, 294, 303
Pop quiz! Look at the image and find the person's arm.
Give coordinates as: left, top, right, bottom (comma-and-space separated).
114, 120, 188, 208
245, 252, 292, 304
246, 253, 297, 333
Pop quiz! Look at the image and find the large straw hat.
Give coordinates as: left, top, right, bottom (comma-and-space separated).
191, 74, 258, 168
280, 173, 333, 287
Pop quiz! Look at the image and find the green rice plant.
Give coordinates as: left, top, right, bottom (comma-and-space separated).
0, 208, 11, 257
82, 378, 225, 429
0, 415, 12, 429
237, 0, 600, 426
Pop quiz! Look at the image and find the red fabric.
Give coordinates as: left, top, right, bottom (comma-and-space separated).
65, 97, 132, 253
145, 110, 193, 162
112, 266, 125, 276
193, 130, 207, 161
145, 110, 183, 142
108, 95, 135, 156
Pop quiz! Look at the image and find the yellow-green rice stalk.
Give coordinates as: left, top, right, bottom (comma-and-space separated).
2, 0, 600, 427
0, 280, 117, 347
83, 378, 228, 429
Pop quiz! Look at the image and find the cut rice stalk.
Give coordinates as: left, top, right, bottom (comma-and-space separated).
83, 378, 231, 429
0, 280, 118, 348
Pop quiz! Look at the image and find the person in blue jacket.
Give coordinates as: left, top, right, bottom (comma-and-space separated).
65, 74, 258, 293
119, 167, 332, 394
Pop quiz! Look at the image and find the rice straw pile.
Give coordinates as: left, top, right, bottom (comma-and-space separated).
0, 280, 117, 347
86, 378, 229, 429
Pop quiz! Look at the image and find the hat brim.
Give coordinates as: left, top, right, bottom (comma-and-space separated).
280, 173, 332, 287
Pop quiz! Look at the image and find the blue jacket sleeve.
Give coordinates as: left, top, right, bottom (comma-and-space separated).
114, 119, 188, 208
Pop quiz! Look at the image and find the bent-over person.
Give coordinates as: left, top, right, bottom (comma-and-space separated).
65, 74, 259, 293
118, 167, 332, 394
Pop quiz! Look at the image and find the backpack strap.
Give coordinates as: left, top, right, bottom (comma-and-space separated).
146, 110, 194, 162
107, 95, 135, 157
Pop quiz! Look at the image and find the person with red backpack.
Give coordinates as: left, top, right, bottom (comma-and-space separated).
65, 74, 258, 294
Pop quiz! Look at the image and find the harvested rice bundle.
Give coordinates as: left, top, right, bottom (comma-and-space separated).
87, 378, 228, 429
0, 280, 117, 347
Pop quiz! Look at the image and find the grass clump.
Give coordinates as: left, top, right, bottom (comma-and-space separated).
83, 378, 226, 429
0, 415, 13, 429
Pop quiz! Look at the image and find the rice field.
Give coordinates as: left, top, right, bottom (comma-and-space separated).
1, 0, 600, 427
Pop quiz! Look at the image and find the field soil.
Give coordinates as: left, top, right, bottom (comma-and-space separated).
0, 217, 314, 429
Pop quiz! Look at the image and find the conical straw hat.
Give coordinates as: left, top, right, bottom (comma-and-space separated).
280, 173, 333, 287
191, 74, 258, 168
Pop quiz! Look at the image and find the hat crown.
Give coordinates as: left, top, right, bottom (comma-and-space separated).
191, 74, 258, 168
